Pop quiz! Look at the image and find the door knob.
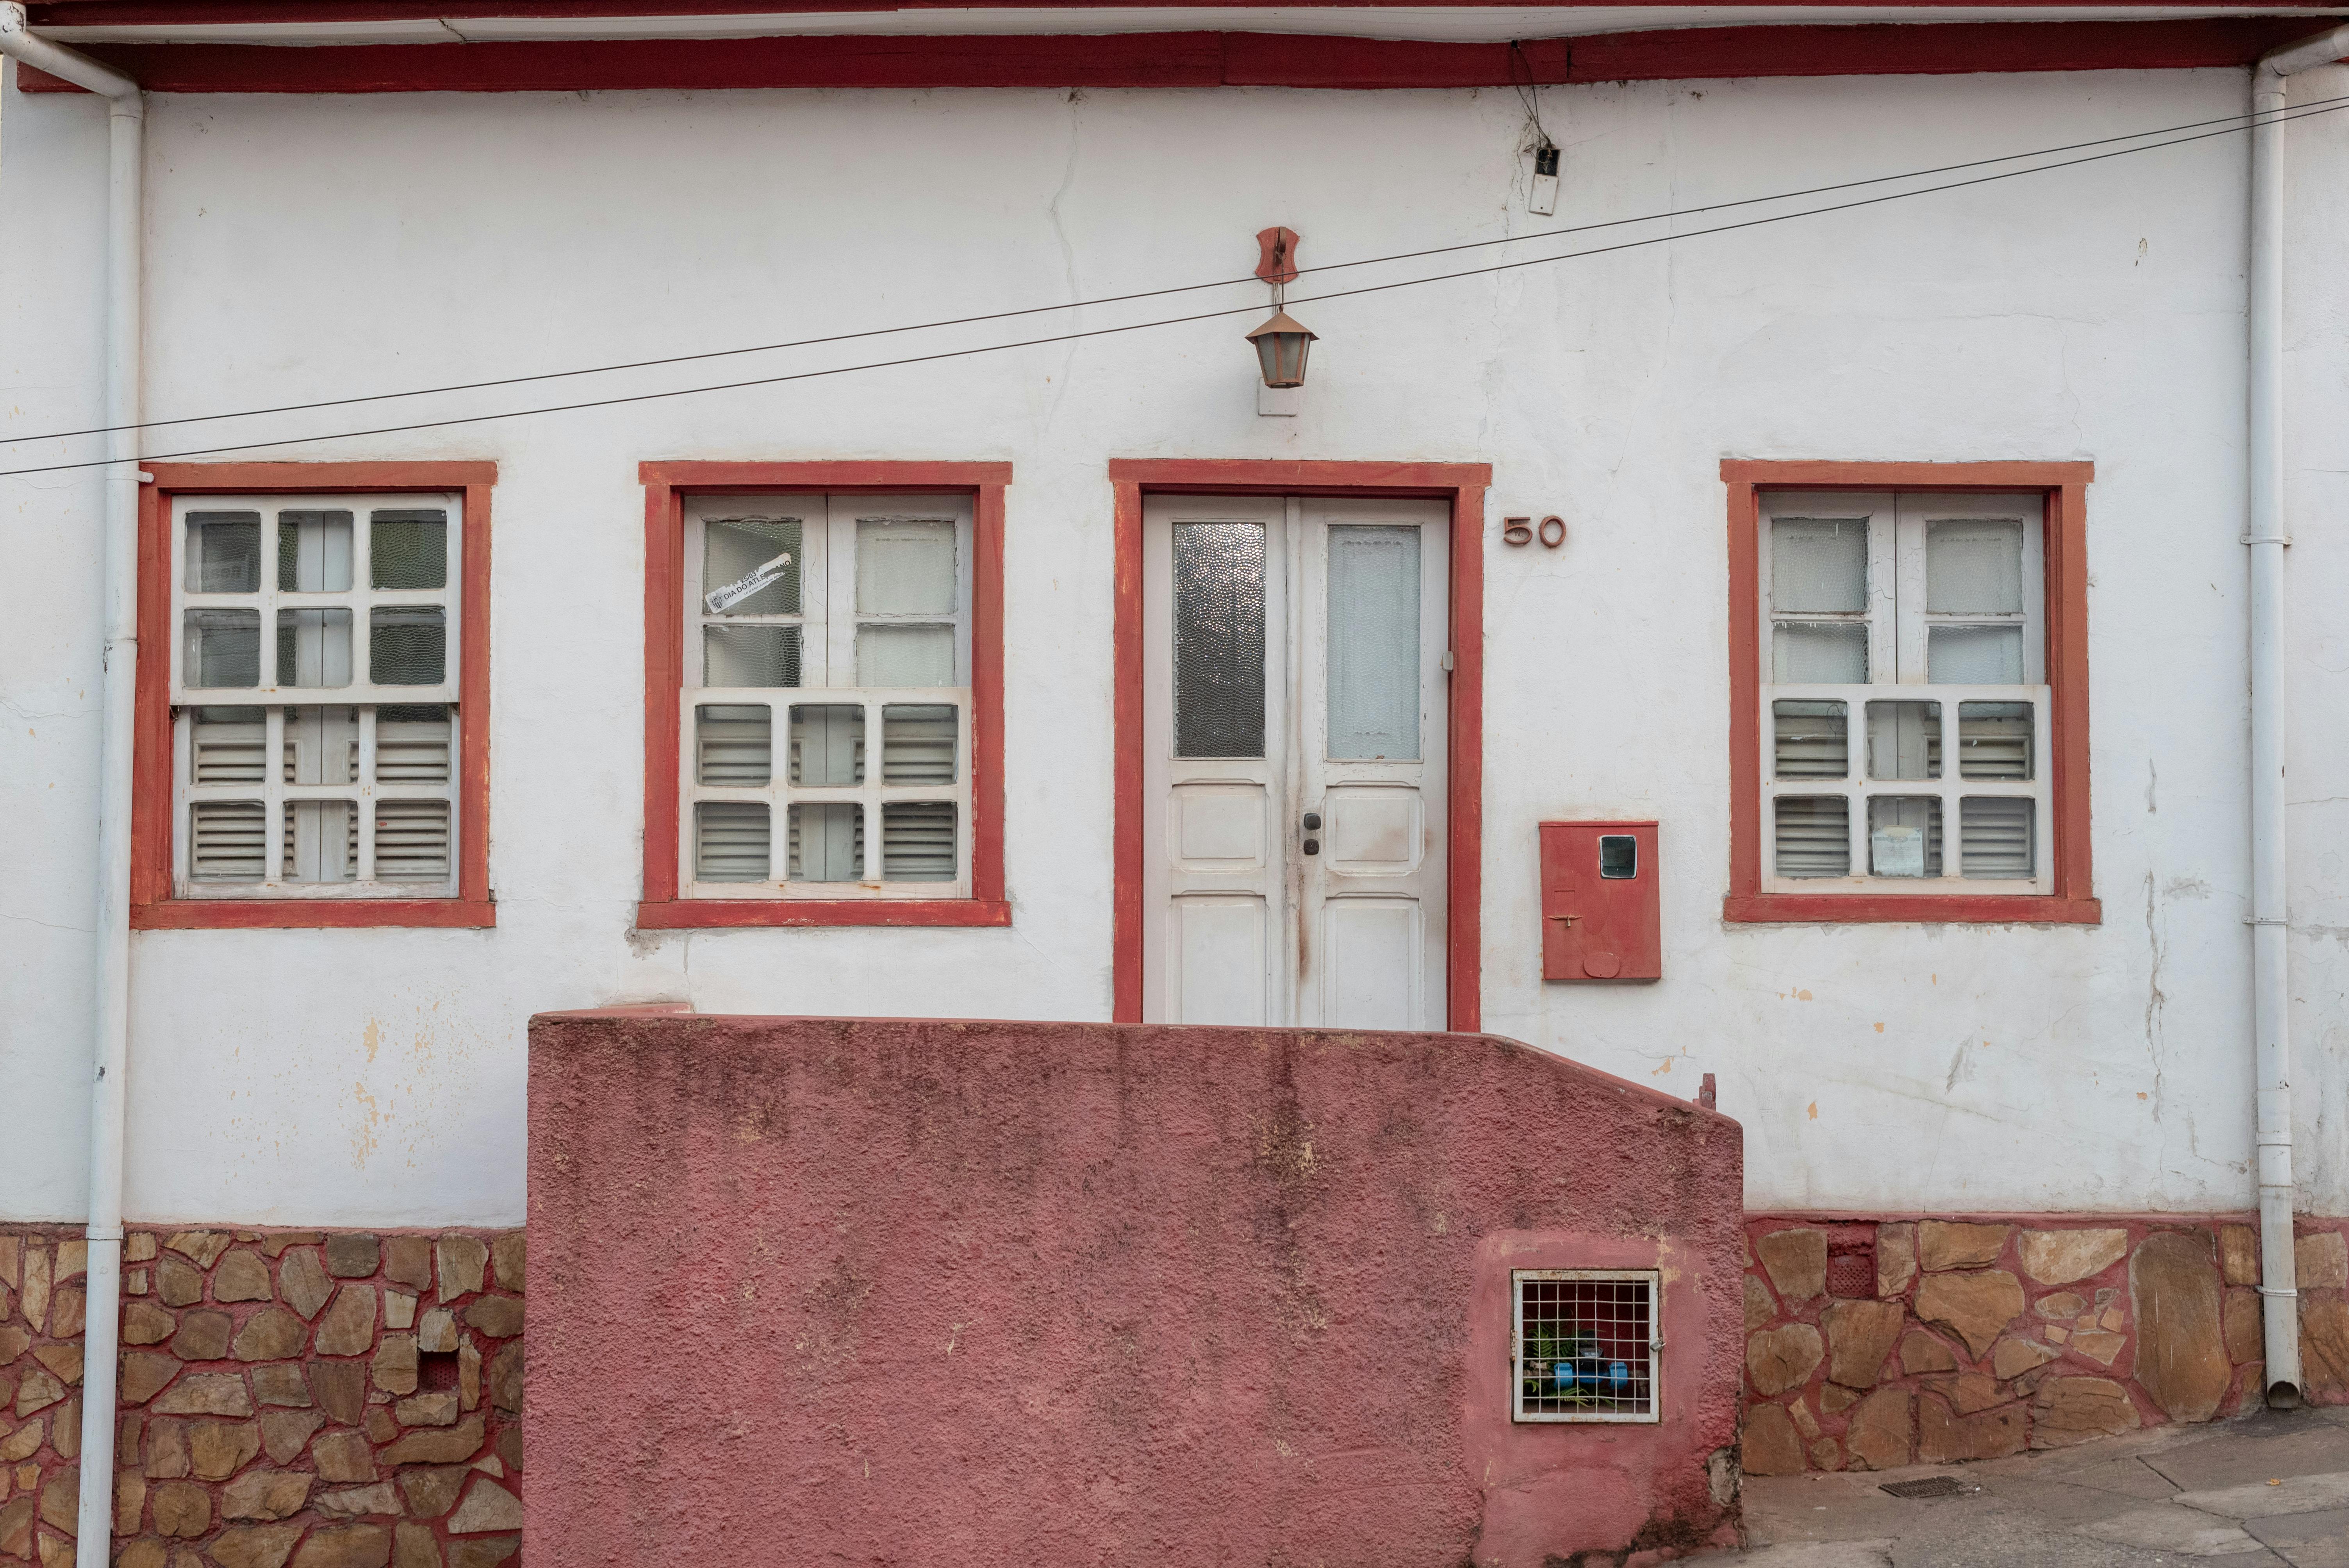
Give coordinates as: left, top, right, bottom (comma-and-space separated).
1302, 812, 1322, 830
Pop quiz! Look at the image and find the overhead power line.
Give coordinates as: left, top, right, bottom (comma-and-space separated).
5, 93, 2341, 454
4, 96, 2342, 480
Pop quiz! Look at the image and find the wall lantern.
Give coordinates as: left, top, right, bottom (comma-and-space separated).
1250, 226, 1315, 414
1246, 310, 1317, 389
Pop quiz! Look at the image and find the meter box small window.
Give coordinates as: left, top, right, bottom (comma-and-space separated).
1512, 1269, 1661, 1423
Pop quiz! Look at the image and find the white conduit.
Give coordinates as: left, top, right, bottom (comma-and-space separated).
2248, 21, 2349, 1408
0, 7, 140, 1560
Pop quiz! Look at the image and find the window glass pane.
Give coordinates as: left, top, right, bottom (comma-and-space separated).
1771, 623, 1867, 683
191, 707, 266, 783
855, 517, 957, 614
789, 705, 863, 786
370, 607, 444, 686
370, 510, 448, 591
185, 609, 261, 688
375, 800, 452, 883
882, 704, 957, 784
1599, 836, 1637, 879
1865, 701, 1941, 780
1325, 524, 1421, 761
1959, 701, 2034, 780
703, 516, 804, 617
186, 512, 262, 593
705, 624, 801, 687
855, 624, 955, 687
284, 799, 357, 884
1868, 797, 1942, 878
1770, 517, 1868, 613
189, 800, 267, 880
881, 801, 956, 882
696, 801, 770, 882
375, 705, 452, 783
1173, 521, 1266, 758
696, 704, 772, 786
277, 510, 354, 593
1926, 518, 2024, 614
1927, 624, 2023, 684
1961, 797, 2035, 879
1773, 796, 1849, 878
1772, 701, 1846, 779
282, 706, 358, 785
279, 608, 354, 688
788, 802, 862, 883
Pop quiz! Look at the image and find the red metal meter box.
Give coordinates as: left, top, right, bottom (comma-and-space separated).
1539, 821, 1661, 982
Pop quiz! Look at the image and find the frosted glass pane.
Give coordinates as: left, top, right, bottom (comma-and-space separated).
371, 510, 448, 590
883, 704, 956, 784
186, 609, 260, 687
705, 624, 801, 687
1772, 623, 1867, 683
369, 607, 442, 685
1868, 796, 1942, 878
696, 705, 772, 786
1773, 796, 1849, 878
1928, 625, 2023, 684
696, 801, 770, 882
280, 608, 354, 688
277, 510, 353, 593
788, 802, 862, 882
856, 518, 957, 614
1772, 701, 1846, 778
1866, 701, 1941, 780
881, 801, 956, 881
1927, 518, 2024, 614
856, 624, 955, 687
1771, 517, 1868, 613
1173, 523, 1265, 759
790, 704, 863, 786
1961, 797, 2035, 878
1326, 525, 1420, 761
704, 516, 803, 617
186, 512, 261, 592
1959, 701, 2033, 780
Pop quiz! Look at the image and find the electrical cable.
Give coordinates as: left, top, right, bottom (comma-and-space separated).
6, 95, 2344, 478
6, 91, 2344, 452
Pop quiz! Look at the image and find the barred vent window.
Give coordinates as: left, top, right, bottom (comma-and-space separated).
172, 496, 462, 899
1512, 1270, 1660, 1424
680, 494, 975, 900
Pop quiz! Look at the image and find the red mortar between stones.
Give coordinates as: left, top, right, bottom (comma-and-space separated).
1740, 1213, 2349, 1477
0, 1226, 523, 1568
525, 1013, 1748, 1567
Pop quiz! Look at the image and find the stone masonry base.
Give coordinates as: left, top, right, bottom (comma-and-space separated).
0, 1226, 522, 1568
1740, 1213, 2349, 1477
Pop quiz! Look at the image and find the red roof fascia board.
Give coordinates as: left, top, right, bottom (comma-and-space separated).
14, 17, 2334, 92
25, 0, 2349, 20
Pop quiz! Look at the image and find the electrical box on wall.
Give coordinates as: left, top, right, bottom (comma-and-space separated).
1539, 821, 1661, 982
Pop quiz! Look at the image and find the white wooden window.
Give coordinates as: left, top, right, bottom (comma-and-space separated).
170, 494, 461, 898
681, 493, 973, 899
1760, 491, 2051, 894
1512, 1269, 1660, 1424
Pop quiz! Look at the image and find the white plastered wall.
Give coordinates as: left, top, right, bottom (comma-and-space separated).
0, 62, 2340, 1224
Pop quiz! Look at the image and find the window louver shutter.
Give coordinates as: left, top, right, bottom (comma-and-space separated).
1773, 797, 1849, 878
881, 802, 956, 881
375, 800, 453, 883
1957, 707, 2032, 779
192, 710, 267, 783
697, 801, 770, 881
881, 705, 956, 783
376, 710, 453, 783
1771, 703, 1847, 779
190, 801, 268, 880
1960, 798, 2033, 878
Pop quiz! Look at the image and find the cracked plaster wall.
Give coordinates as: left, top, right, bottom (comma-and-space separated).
1, 62, 2344, 1222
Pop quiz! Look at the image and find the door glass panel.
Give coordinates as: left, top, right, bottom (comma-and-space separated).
1771, 517, 1868, 612
705, 624, 801, 687
1172, 522, 1266, 758
855, 518, 957, 614
1325, 525, 1421, 760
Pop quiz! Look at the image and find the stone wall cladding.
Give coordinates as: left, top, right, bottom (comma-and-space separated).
0, 1226, 523, 1568
1739, 1213, 2349, 1477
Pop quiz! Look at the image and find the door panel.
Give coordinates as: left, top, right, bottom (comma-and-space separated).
1322, 785, 1422, 876
1170, 783, 1269, 872
1320, 898, 1422, 1029
1169, 895, 1271, 1025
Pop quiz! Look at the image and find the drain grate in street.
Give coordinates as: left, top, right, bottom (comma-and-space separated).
1880, 1476, 1966, 1499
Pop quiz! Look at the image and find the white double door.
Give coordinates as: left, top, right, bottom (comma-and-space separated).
1143, 494, 1448, 1029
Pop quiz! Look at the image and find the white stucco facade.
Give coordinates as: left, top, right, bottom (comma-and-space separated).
4, 59, 2346, 1226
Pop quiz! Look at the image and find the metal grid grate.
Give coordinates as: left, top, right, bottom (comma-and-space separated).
1512, 1270, 1659, 1423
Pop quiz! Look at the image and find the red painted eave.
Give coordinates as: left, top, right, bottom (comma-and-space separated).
24, 0, 2349, 18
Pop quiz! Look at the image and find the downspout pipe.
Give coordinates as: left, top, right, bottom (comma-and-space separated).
2248, 20, 2349, 1408
0, 7, 140, 1560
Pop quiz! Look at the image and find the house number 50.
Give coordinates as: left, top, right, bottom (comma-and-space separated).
1503, 515, 1566, 548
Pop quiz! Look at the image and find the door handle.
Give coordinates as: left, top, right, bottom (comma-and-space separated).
1301, 810, 1320, 854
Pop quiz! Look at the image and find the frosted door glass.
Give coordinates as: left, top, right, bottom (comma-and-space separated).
704, 517, 803, 617
1326, 525, 1420, 760
856, 625, 955, 687
1928, 625, 2023, 683
706, 624, 801, 687
1772, 623, 1867, 683
1172, 523, 1266, 758
1926, 519, 2024, 613
856, 519, 957, 614
1771, 518, 1868, 612
186, 513, 262, 592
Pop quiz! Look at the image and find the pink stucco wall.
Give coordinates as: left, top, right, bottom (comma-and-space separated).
524, 1013, 1745, 1566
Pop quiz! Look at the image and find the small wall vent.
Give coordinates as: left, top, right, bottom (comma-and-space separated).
1511, 1269, 1661, 1423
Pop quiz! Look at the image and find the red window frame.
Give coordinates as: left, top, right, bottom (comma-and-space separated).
1723, 459, 2099, 924
636, 461, 1010, 929
132, 461, 497, 929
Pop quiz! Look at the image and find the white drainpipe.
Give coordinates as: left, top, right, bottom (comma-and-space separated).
0, 7, 140, 1559
2248, 21, 2349, 1407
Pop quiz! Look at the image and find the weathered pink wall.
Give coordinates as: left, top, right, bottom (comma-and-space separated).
525, 1014, 1744, 1566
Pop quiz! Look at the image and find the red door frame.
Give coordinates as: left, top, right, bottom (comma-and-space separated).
1108, 459, 1490, 1031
